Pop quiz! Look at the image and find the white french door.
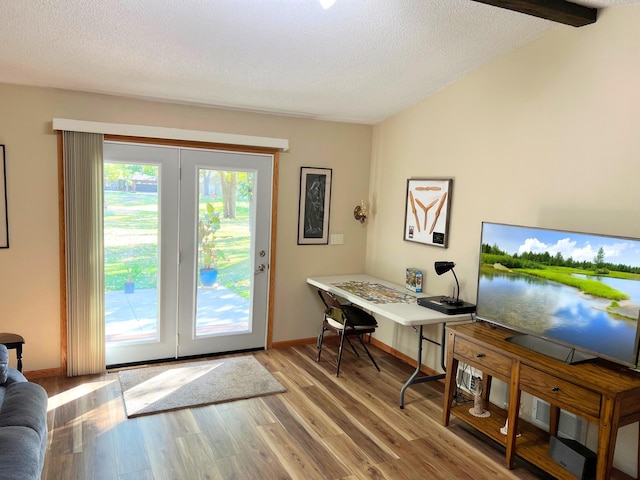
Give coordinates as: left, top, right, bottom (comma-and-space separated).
104, 143, 179, 365
177, 149, 272, 356
104, 142, 273, 366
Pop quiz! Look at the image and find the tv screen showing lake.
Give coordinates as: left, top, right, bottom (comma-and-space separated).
476, 222, 640, 367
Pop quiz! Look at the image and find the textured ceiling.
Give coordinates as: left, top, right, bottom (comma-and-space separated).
0, 0, 638, 124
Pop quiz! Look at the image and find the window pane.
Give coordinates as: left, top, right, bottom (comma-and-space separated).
104, 163, 160, 344
195, 168, 252, 336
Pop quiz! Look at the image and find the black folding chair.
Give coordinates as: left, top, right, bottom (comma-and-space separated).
316, 289, 380, 377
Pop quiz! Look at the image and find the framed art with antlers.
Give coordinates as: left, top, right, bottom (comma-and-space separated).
403, 178, 452, 248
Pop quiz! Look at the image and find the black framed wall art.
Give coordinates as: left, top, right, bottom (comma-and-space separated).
298, 167, 332, 245
0, 145, 8, 248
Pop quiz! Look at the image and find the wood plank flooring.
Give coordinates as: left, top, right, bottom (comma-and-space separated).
34, 343, 571, 479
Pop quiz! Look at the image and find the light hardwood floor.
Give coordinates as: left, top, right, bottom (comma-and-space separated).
34, 342, 583, 479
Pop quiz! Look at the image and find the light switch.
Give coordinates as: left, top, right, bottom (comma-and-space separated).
330, 233, 344, 245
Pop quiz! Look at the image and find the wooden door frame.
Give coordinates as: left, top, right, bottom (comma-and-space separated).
57, 133, 279, 375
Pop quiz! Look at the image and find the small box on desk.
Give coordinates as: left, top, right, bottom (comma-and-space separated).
549, 436, 596, 480
417, 296, 476, 315
405, 268, 423, 293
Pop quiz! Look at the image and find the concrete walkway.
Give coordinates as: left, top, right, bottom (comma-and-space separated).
105, 286, 249, 343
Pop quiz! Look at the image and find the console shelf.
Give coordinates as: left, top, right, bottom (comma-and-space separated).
443, 322, 640, 480
451, 402, 579, 479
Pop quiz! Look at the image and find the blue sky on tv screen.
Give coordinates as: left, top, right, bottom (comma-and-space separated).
482, 223, 640, 269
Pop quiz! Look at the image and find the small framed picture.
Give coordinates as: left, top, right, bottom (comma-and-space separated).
404, 178, 452, 248
297, 167, 332, 245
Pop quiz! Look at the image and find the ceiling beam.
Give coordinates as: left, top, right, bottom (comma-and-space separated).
471, 0, 597, 27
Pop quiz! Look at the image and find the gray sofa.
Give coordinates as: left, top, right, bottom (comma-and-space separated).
0, 345, 48, 480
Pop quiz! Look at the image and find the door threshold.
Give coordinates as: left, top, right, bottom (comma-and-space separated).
106, 347, 265, 371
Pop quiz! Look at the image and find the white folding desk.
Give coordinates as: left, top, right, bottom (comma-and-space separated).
307, 274, 473, 408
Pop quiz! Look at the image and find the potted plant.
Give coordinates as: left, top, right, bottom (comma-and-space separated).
124, 263, 142, 294
198, 202, 226, 287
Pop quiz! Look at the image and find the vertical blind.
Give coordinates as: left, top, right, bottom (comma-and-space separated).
63, 131, 105, 376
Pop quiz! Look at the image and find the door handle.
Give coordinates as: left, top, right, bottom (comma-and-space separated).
254, 264, 267, 274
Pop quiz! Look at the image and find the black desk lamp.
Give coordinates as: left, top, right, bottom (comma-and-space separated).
417, 261, 476, 314
434, 261, 463, 306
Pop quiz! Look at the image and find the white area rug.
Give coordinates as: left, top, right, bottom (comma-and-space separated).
118, 355, 286, 417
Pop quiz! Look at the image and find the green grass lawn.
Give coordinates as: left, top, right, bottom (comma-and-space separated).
104, 191, 252, 298
518, 266, 629, 301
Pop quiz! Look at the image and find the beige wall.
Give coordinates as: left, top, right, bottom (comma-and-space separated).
368, 6, 640, 476
0, 85, 372, 371
3, 3, 640, 474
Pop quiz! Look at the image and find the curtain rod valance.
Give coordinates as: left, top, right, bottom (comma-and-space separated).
52, 118, 289, 152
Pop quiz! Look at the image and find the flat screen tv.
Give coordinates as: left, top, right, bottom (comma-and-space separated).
476, 222, 640, 368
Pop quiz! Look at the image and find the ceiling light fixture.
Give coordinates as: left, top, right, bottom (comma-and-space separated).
319, 0, 336, 9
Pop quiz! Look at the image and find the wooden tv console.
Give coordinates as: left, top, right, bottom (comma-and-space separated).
443, 321, 640, 480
